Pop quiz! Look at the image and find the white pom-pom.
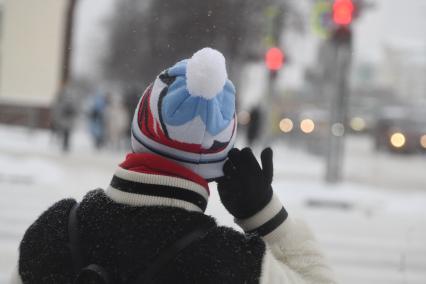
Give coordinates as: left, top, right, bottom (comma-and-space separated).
186, 47, 227, 99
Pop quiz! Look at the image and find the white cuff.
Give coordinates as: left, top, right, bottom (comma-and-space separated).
235, 194, 287, 237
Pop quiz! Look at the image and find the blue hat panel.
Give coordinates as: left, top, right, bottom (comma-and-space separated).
161, 61, 235, 136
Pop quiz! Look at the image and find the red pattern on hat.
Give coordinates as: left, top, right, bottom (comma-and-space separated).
137, 83, 229, 155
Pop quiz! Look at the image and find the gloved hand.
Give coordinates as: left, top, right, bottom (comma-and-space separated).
217, 147, 274, 219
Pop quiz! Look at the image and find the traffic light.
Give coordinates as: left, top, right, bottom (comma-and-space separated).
333, 0, 354, 26
265, 47, 284, 72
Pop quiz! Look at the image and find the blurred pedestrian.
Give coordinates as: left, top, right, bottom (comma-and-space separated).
105, 94, 129, 150
13, 48, 335, 284
88, 90, 107, 149
123, 86, 141, 138
246, 106, 262, 147
51, 84, 77, 152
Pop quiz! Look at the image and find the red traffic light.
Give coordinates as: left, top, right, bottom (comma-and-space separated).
265, 47, 284, 71
333, 0, 354, 26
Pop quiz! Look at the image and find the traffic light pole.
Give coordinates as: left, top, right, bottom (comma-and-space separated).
261, 70, 277, 147
261, 47, 283, 148
325, 27, 352, 183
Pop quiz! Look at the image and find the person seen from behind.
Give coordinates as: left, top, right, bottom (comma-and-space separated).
13, 48, 336, 284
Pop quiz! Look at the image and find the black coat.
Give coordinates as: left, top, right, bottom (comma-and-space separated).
19, 189, 265, 284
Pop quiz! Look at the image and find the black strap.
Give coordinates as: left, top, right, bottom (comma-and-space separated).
130, 222, 214, 284
74, 264, 112, 284
68, 202, 84, 274
68, 203, 113, 284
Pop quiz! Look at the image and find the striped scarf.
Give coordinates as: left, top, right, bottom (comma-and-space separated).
105, 153, 209, 212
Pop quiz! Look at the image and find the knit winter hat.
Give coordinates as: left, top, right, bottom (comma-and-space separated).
131, 48, 237, 180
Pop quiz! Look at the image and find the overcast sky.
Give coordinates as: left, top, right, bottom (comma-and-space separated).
354, 0, 426, 62
72, 0, 115, 78
73, 0, 426, 78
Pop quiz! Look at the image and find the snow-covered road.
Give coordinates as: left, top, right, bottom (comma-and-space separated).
1, 125, 425, 283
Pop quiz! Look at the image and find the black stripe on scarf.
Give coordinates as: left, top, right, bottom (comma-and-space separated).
110, 176, 207, 211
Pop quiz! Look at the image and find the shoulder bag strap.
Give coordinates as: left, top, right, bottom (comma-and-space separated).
68, 202, 112, 284
68, 202, 84, 274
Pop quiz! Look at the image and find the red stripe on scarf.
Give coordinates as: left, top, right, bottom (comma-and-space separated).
119, 153, 209, 193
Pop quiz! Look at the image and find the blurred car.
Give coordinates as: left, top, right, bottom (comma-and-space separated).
374, 107, 426, 154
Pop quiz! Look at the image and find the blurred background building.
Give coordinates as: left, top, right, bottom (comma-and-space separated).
0, 0, 69, 128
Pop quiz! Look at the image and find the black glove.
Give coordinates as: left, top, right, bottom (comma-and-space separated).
217, 147, 274, 219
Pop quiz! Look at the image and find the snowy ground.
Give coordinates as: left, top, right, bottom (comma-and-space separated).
1, 125, 426, 283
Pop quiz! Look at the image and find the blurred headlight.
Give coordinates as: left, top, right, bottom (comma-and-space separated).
279, 118, 293, 133
237, 111, 250, 125
300, 119, 315, 134
420, 135, 426, 149
331, 123, 345, 137
390, 132, 406, 148
350, 117, 366, 132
